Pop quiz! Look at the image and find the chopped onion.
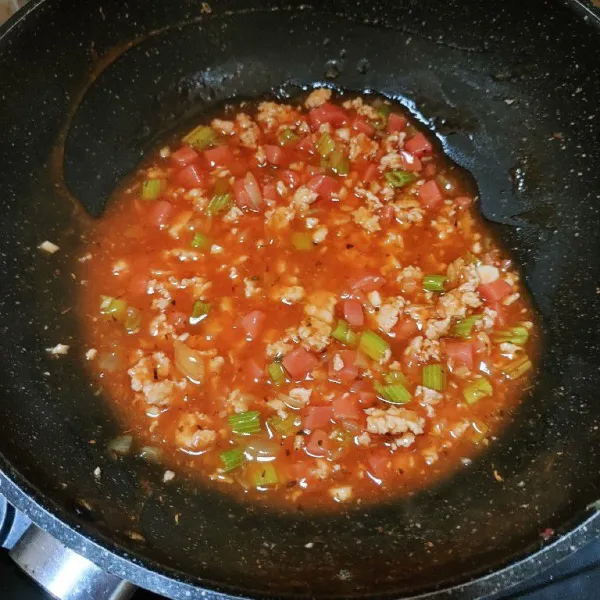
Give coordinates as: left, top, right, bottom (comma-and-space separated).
283, 394, 306, 410
98, 351, 122, 373
173, 340, 205, 384
108, 435, 133, 455
243, 172, 263, 211
243, 439, 280, 462
139, 446, 162, 463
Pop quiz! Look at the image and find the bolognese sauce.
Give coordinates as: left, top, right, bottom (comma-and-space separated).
79, 89, 537, 507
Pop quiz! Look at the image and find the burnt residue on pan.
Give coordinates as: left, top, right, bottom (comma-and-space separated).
0, 0, 599, 599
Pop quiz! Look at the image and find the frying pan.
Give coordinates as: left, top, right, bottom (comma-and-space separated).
1, 0, 600, 598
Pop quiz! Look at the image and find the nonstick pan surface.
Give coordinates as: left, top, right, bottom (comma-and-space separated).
0, 0, 600, 598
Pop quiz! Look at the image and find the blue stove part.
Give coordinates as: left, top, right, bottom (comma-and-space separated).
0, 494, 31, 551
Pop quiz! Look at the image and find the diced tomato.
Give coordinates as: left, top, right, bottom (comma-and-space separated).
281, 169, 301, 190
394, 317, 419, 340
404, 132, 433, 157
234, 172, 263, 211
399, 150, 422, 172
332, 394, 362, 421
149, 201, 173, 228
352, 116, 375, 137
264, 144, 284, 166
204, 146, 234, 167
343, 299, 364, 327
263, 183, 277, 201
378, 205, 394, 227
328, 350, 359, 384
478, 279, 512, 303
387, 113, 407, 133
171, 145, 200, 167
172, 163, 204, 189
304, 406, 334, 431
350, 380, 377, 405
444, 339, 474, 369
233, 178, 250, 210
307, 174, 339, 199
361, 162, 379, 183
349, 271, 387, 292
245, 359, 264, 383
418, 180, 444, 210
282, 347, 319, 380
367, 449, 391, 479
306, 429, 331, 457
297, 135, 314, 154
455, 195, 473, 209
489, 301, 507, 328
240, 310, 266, 340
308, 102, 348, 129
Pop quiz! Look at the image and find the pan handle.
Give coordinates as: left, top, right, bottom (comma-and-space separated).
10, 525, 137, 600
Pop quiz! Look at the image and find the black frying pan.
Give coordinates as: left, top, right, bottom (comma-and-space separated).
1, 0, 600, 598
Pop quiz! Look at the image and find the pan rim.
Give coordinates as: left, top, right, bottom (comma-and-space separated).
1, 0, 600, 598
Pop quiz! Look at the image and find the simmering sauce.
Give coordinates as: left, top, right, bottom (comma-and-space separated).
79, 89, 537, 508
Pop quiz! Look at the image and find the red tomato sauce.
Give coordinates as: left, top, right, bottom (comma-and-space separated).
78, 89, 538, 508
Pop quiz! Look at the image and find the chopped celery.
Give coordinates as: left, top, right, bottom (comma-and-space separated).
374, 381, 411, 404
385, 170, 416, 188
213, 177, 230, 195
493, 326, 529, 346
332, 319, 359, 347
141, 179, 165, 200
291, 232, 313, 251
268, 414, 300, 437
373, 102, 391, 129
463, 377, 493, 405
251, 463, 279, 488
422, 364, 445, 391
502, 355, 532, 380
191, 232, 211, 251
190, 301, 211, 324
278, 128, 299, 145
359, 330, 390, 362
316, 132, 335, 157
383, 370, 408, 386
100, 296, 127, 320
423, 274, 447, 292
124, 306, 141, 334
267, 360, 287, 386
326, 149, 350, 176
183, 125, 217, 150
206, 193, 232, 217
452, 315, 482, 338
219, 447, 244, 472
228, 410, 261, 435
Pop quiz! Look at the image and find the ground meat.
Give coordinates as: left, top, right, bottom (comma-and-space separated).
297, 317, 332, 352
404, 336, 441, 362
352, 207, 381, 233
365, 406, 425, 436
175, 413, 216, 450
305, 88, 332, 108
304, 291, 337, 324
